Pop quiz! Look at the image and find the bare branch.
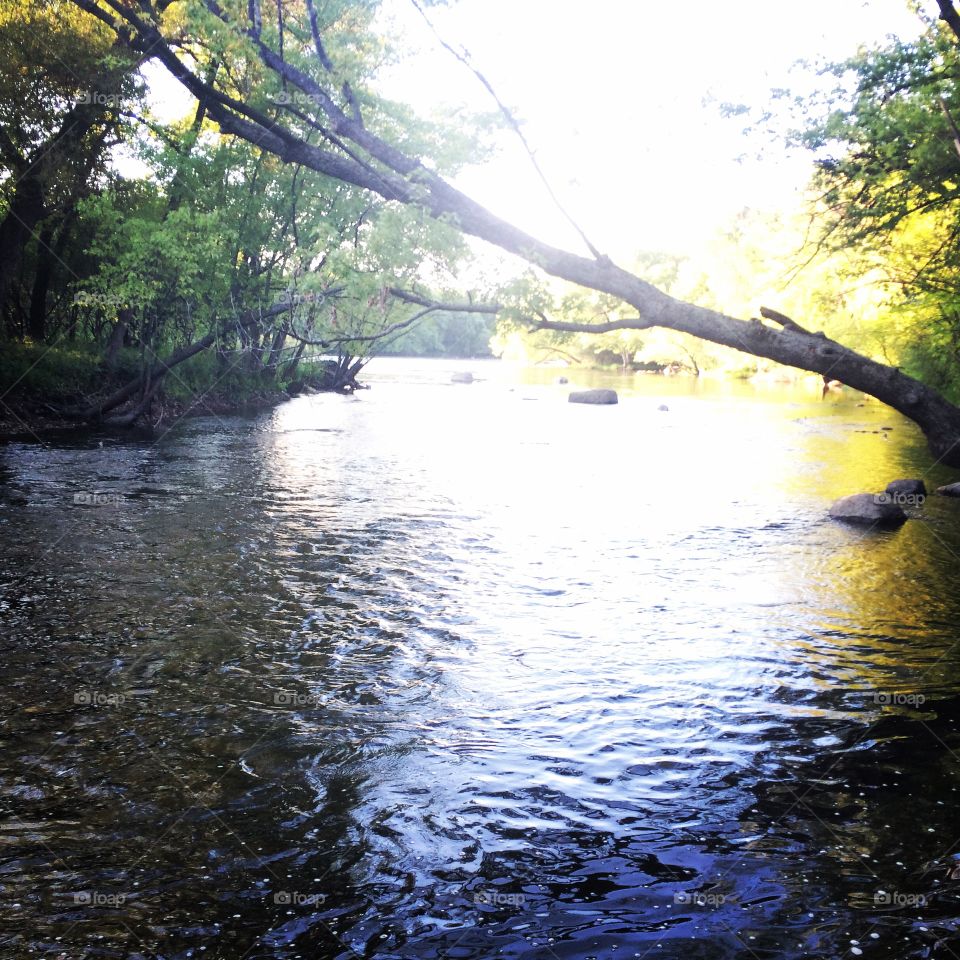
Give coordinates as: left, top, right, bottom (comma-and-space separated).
304, 0, 364, 126
304, 0, 334, 71
387, 287, 500, 313
533, 316, 656, 334
758, 306, 817, 337
290, 289, 498, 347
409, 0, 604, 261
289, 304, 438, 347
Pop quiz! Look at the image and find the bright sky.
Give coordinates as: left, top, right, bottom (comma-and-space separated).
142, 0, 929, 263
380, 0, 927, 260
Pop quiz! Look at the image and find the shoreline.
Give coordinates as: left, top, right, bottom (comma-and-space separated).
0, 388, 292, 444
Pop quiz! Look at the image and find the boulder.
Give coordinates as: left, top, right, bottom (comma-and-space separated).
937, 481, 960, 497
829, 493, 907, 528
885, 478, 926, 498
451, 371, 474, 384
568, 388, 618, 405
556, 376, 569, 385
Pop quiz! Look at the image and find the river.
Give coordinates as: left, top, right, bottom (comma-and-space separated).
2, 358, 960, 959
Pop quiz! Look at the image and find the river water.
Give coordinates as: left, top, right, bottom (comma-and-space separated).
2, 358, 960, 960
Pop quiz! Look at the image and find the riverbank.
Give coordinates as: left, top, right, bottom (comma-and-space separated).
0, 342, 294, 441
0, 388, 291, 442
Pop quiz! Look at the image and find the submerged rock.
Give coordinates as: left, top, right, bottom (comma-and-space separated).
450, 372, 474, 384
937, 481, 960, 497
568, 388, 618, 405
885, 478, 926, 498
829, 493, 907, 528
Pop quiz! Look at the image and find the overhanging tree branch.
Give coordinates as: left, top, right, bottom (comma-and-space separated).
289, 291, 498, 347
65, 0, 960, 466
289, 304, 439, 347
387, 287, 500, 313
532, 316, 655, 334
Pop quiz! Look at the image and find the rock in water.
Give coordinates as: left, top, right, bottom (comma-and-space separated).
451, 371, 474, 384
568, 389, 618, 405
829, 493, 907, 528
937, 481, 960, 497
886, 478, 926, 497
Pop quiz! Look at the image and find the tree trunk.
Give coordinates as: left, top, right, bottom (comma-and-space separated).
326, 354, 365, 392
0, 41, 134, 335
264, 319, 289, 376
283, 340, 307, 380
0, 178, 45, 328
104, 310, 131, 371
27, 226, 55, 342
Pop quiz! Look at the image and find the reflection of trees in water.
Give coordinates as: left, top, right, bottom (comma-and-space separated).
788, 505, 960, 693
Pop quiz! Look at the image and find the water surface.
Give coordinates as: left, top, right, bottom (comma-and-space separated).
2, 359, 960, 959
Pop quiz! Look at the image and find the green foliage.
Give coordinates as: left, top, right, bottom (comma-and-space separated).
76, 190, 234, 340
899, 320, 960, 402
160, 349, 282, 404
0, 0, 498, 420
0, 0, 127, 165
781, 14, 960, 388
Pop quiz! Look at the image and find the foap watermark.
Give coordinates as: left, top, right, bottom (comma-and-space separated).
273, 891, 326, 907
874, 492, 926, 508
72, 291, 126, 310
74, 689, 126, 708
73, 890, 127, 907
275, 90, 324, 108
73, 491, 122, 507
873, 691, 926, 707
874, 890, 927, 908
76, 90, 124, 108
274, 289, 330, 308
273, 690, 324, 707
674, 891, 731, 908
474, 890, 525, 908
